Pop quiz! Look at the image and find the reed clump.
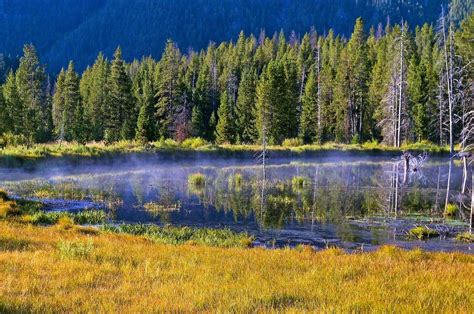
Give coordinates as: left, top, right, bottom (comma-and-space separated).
188, 173, 206, 186
409, 226, 440, 240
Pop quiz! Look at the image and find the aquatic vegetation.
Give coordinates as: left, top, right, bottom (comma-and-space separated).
291, 176, 308, 189
444, 204, 458, 217
409, 226, 440, 240
57, 239, 94, 260
143, 202, 180, 213
102, 224, 253, 248
0, 221, 473, 312
188, 173, 206, 186
228, 173, 244, 187
455, 232, 474, 243
30, 210, 108, 225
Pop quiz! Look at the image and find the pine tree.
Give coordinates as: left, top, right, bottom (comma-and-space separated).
190, 105, 205, 138
215, 91, 234, 144
2, 71, 22, 134
235, 68, 258, 143
63, 61, 83, 142
15, 44, 50, 143
299, 69, 318, 143
155, 40, 182, 139
135, 76, 156, 143
0, 87, 6, 134
105, 47, 134, 142
81, 53, 110, 141
52, 68, 66, 140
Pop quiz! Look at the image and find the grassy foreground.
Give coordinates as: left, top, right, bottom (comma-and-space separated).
0, 139, 452, 161
0, 221, 473, 312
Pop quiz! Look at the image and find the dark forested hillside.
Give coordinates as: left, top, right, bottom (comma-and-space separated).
2, 0, 465, 72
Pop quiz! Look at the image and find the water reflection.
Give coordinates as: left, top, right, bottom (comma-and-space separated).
1, 157, 472, 251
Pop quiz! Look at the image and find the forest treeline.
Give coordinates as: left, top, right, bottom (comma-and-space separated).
0, 13, 472, 153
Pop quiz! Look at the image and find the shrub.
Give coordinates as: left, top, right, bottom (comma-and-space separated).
409, 226, 439, 240
444, 204, 458, 217
282, 138, 303, 148
57, 239, 94, 260
188, 173, 206, 186
181, 137, 209, 149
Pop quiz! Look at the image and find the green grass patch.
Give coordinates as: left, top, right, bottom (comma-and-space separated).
29, 210, 108, 225
456, 232, 474, 243
444, 204, 458, 217
102, 224, 253, 248
188, 173, 206, 186
409, 226, 440, 240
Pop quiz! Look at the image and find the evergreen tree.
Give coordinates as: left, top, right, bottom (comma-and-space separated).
155, 40, 182, 139
135, 76, 156, 143
15, 44, 50, 143
62, 61, 84, 142
52, 68, 66, 139
2, 71, 22, 135
81, 53, 110, 141
235, 68, 258, 143
215, 91, 234, 144
190, 105, 205, 138
105, 47, 134, 142
299, 69, 319, 143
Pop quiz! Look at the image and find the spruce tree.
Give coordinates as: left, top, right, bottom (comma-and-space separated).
52, 68, 66, 140
135, 76, 156, 143
105, 47, 134, 142
299, 69, 318, 144
15, 44, 50, 143
215, 91, 233, 144
155, 40, 182, 139
235, 68, 258, 143
62, 61, 84, 142
2, 71, 22, 135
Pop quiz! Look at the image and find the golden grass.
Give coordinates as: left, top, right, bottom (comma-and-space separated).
0, 221, 473, 312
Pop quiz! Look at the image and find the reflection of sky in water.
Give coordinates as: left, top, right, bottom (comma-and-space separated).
1, 156, 472, 252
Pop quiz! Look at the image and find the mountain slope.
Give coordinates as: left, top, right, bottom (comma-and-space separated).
1, 0, 455, 72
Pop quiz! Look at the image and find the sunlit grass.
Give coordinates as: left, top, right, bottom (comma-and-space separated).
188, 173, 206, 186
408, 226, 440, 240
0, 139, 453, 162
0, 221, 472, 312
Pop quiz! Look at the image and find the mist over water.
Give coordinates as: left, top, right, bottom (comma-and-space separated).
1, 154, 472, 252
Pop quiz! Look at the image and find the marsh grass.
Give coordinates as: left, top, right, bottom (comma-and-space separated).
291, 176, 308, 189
103, 224, 253, 248
30, 210, 108, 225
455, 232, 474, 243
409, 226, 440, 240
188, 173, 206, 186
0, 140, 453, 162
444, 204, 458, 217
0, 221, 472, 312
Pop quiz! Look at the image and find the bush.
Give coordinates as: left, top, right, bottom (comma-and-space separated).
188, 173, 206, 186
0, 132, 29, 148
282, 138, 303, 148
181, 137, 209, 149
409, 226, 439, 240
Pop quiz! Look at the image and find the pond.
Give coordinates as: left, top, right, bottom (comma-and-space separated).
1, 154, 472, 252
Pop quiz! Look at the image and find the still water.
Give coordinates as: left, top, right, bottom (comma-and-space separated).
1, 155, 472, 252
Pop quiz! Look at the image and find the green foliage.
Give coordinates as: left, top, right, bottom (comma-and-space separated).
455, 232, 474, 243
444, 204, 458, 217
188, 173, 206, 186
30, 210, 108, 225
102, 224, 253, 248
181, 137, 209, 149
409, 226, 440, 240
282, 138, 303, 147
